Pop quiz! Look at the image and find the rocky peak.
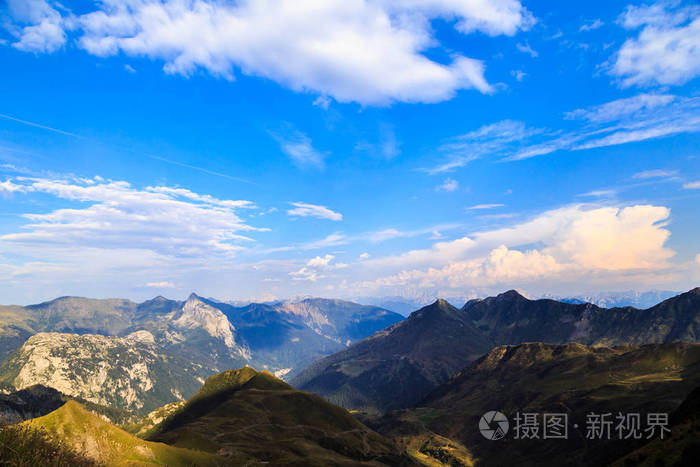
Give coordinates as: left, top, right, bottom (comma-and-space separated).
174, 295, 246, 355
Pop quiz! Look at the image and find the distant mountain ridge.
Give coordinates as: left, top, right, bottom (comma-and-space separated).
465, 287, 700, 346
0, 293, 402, 413
295, 287, 700, 413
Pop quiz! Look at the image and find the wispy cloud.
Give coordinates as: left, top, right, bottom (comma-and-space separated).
511, 69, 526, 81
427, 93, 700, 171
427, 120, 541, 173
287, 202, 342, 221
578, 189, 617, 198
516, 42, 538, 57
0, 113, 81, 138
684, 181, 700, 190
270, 129, 326, 169
0, 112, 252, 184
632, 169, 679, 180
436, 178, 459, 192
145, 281, 175, 288
466, 203, 505, 210
579, 19, 604, 32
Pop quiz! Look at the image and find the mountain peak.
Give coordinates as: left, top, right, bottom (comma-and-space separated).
497, 289, 527, 301
186, 292, 201, 302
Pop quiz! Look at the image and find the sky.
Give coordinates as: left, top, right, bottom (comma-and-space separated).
0, 0, 699, 305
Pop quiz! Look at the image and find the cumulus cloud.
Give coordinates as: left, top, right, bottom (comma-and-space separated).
290, 254, 347, 281
6, 0, 67, 53
611, 2, 700, 87
3, 0, 535, 105
353, 204, 676, 294
287, 202, 343, 221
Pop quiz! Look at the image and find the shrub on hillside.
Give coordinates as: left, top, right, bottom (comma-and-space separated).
0, 423, 99, 466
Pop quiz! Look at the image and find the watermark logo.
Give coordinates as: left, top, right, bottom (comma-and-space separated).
479, 410, 509, 440
477, 411, 670, 441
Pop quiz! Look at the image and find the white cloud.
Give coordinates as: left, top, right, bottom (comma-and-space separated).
0, 176, 262, 259
287, 202, 343, 221
684, 181, 700, 189
6, 0, 67, 53
145, 281, 175, 288
290, 254, 347, 281
428, 120, 541, 172
0, 179, 25, 194
353, 204, 676, 294
270, 129, 325, 168
578, 189, 616, 198
436, 178, 459, 192
466, 203, 504, 210
427, 93, 700, 169
312, 95, 331, 110
516, 42, 538, 57
511, 69, 526, 81
2, 0, 535, 105
124, 64, 136, 73
580, 18, 604, 32
370, 229, 406, 243
355, 124, 401, 160
611, 2, 700, 87
359, 252, 371, 260
564, 93, 676, 123
632, 169, 679, 179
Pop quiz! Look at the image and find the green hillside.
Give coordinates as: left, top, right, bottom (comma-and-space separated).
147, 367, 416, 466
24, 400, 222, 466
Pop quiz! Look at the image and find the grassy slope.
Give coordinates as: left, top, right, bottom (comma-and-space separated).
148, 368, 415, 466
370, 343, 700, 467
24, 400, 222, 466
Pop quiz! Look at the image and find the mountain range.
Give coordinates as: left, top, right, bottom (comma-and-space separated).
2, 287, 700, 465
0, 294, 401, 413
294, 288, 700, 413
368, 341, 700, 466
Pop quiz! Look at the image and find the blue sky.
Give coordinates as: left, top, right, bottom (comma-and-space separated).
1, 0, 699, 304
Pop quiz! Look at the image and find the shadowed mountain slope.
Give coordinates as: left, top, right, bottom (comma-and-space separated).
370, 342, 700, 467
0, 384, 131, 425
295, 288, 700, 414
292, 299, 494, 413
464, 287, 700, 346
147, 367, 417, 466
